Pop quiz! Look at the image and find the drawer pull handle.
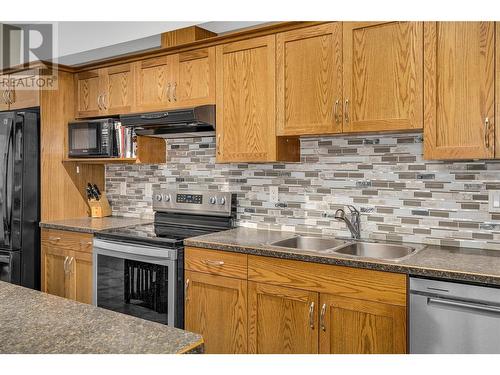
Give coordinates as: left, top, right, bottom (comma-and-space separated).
309, 301, 315, 329
320, 303, 327, 331
203, 260, 225, 266
49, 237, 61, 241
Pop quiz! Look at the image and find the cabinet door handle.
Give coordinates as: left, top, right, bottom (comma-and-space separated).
97, 94, 102, 110
203, 259, 225, 266
172, 82, 177, 102
484, 117, 490, 148
166, 83, 171, 102
49, 236, 61, 242
2, 91, 6, 104
185, 279, 190, 301
308, 301, 315, 329
334, 99, 340, 124
217, 134, 221, 156
63, 256, 69, 273
102, 93, 107, 110
320, 303, 327, 331
68, 257, 74, 273
344, 99, 349, 123
8, 90, 14, 104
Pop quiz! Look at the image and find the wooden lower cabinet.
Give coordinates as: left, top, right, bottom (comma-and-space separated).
185, 247, 407, 354
248, 282, 319, 354
41, 228, 93, 304
319, 294, 407, 354
184, 270, 247, 354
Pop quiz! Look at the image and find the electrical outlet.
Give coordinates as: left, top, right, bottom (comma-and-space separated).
269, 186, 279, 203
144, 183, 152, 198
489, 190, 500, 212
120, 182, 127, 196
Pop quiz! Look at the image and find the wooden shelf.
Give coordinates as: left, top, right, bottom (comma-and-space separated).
62, 158, 137, 164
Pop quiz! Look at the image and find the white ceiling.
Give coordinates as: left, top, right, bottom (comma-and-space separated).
5, 21, 269, 66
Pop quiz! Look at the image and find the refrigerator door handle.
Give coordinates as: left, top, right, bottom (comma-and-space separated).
3, 118, 13, 243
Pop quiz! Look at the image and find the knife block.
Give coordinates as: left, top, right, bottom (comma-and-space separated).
88, 194, 112, 218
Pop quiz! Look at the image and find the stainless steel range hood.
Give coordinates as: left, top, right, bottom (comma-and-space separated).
120, 105, 215, 139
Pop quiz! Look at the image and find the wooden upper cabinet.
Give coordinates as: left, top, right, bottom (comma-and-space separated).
135, 56, 173, 111
248, 282, 319, 354
424, 22, 495, 160
216, 35, 299, 163
75, 69, 101, 118
9, 69, 40, 110
100, 63, 134, 115
0, 69, 40, 111
185, 271, 247, 354
172, 47, 216, 107
0, 83, 10, 111
319, 294, 407, 354
277, 23, 343, 136
343, 22, 423, 133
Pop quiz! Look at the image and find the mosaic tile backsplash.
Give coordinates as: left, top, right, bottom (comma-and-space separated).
105, 133, 500, 250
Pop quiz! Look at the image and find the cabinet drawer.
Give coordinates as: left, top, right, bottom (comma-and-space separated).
41, 228, 93, 254
185, 247, 247, 279
248, 255, 407, 306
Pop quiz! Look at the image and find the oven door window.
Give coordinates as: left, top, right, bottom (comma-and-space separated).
97, 254, 170, 325
69, 123, 101, 155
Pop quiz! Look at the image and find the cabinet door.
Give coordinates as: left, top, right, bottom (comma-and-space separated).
135, 56, 173, 111
343, 22, 423, 133
277, 23, 343, 136
172, 47, 215, 108
41, 245, 71, 299
248, 282, 319, 354
9, 70, 40, 110
75, 70, 101, 118
67, 250, 93, 304
424, 22, 495, 160
216, 36, 278, 162
185, 271, 247, 354
0, 84, 9, 111
101, 63, 134, 115
319, 294, 407, 354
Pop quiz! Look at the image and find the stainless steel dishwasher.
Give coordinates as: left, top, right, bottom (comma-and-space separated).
410, 277, 500, 353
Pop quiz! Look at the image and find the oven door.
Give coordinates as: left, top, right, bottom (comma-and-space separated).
68, 121, 104, 157
93, 239, 178, 326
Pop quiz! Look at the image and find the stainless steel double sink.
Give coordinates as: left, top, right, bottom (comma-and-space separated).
269, 236, 415, 261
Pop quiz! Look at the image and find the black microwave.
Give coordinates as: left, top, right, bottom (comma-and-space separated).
68, 119, 117, 158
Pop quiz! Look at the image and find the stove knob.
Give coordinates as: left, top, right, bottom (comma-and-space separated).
164, 194, 171, 202
154, 194, 163, 202
209, 197, 217, 205
219, 197, 226, 205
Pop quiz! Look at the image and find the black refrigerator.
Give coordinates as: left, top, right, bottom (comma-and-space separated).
0, 110, 40, 289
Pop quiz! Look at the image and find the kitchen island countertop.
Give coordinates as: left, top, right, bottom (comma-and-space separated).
0, 281, 203, 354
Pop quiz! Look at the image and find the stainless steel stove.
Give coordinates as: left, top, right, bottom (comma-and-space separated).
93, 190, 236, 328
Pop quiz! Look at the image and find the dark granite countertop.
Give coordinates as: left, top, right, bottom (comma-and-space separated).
0, 281, 203, 354
184, 227, 500, 286
39, 216, 153, 234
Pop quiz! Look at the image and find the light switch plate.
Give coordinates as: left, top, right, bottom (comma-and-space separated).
488, 190, 500, 212
120, 182, 127, 196
269, 186, 279, 203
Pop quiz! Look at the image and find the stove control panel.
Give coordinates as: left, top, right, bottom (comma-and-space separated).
153, 190, 235, 216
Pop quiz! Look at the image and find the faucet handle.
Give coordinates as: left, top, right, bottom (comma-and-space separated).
345, 205, 360, 214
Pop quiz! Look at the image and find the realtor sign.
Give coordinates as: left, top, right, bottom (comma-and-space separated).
0, 22, 58, 90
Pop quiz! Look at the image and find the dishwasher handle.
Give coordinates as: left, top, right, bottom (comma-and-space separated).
428, 297, 500, 316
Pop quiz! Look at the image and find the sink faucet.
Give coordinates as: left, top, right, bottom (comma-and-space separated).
334, 205, 360, 239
